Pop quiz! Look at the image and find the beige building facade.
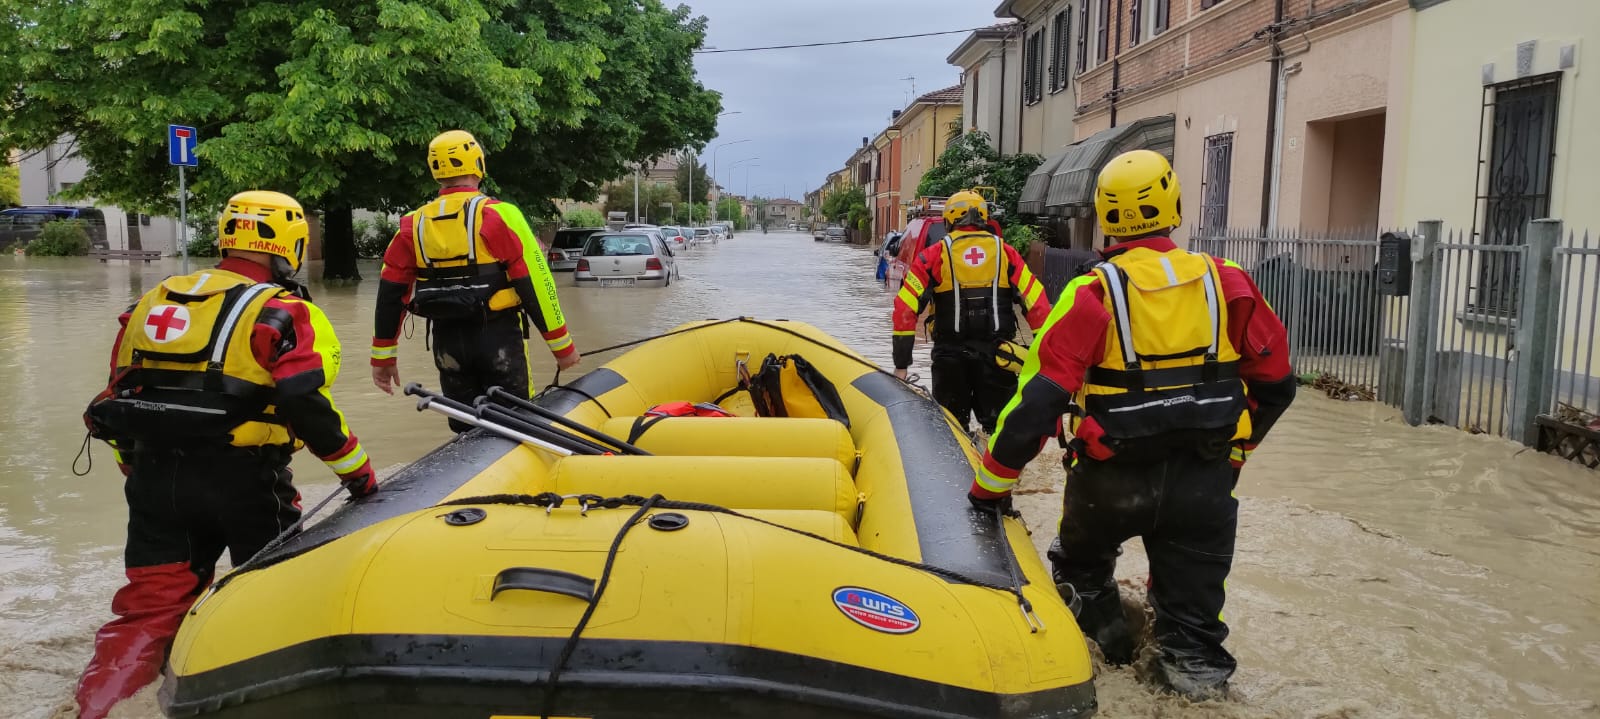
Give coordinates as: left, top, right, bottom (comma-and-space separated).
896, 86, 964, 205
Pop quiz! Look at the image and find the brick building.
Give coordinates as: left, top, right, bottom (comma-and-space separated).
976, 0, 1411, 249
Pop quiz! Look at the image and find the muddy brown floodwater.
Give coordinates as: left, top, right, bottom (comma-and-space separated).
2, 231, 1596, 719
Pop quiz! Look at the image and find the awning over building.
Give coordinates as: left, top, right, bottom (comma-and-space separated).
1018, 114, 1177, 218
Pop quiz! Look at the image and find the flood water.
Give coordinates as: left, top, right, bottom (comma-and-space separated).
1, 230, 1596, 718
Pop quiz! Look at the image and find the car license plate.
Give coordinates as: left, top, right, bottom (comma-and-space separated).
599, 278, 635, 288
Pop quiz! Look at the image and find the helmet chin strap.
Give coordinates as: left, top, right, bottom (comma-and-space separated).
269, 256, 298, 282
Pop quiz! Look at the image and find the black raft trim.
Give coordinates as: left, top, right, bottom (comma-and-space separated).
851, 373, 1014, 588
162, 634, 1096, 719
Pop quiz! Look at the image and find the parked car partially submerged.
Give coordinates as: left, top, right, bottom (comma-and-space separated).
0, 206, 110, 250
573, 231, 678, 288
657, 226, 691, 252
547, 227, 603, 271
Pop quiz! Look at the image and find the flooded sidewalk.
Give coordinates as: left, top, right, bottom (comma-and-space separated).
1013, 395, 1600, 719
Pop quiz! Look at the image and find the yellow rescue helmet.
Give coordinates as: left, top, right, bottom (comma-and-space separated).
1095, 149, 1181, 237
217, 191, 309, 275
943, 190, 990, 229
427, 130, 486, 181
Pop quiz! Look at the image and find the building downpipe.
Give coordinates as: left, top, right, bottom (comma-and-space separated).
1259, 0, 1286, 229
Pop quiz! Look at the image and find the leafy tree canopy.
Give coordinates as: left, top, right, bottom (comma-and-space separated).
0, 0, 722, 278
0, 162, 18, 207
601, 179, 677, 225
916, 131, 1043, 227
562, 207, 605, 228
820, 185, 865, 224
675, 159, 710, 206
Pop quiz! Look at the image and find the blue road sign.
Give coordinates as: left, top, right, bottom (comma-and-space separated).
168, 125, 198, 167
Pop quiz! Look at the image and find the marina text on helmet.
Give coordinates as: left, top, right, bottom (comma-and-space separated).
1095, 149, 1182, 240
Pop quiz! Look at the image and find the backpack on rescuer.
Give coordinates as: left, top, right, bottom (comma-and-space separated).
928, 229, 1016, 342
721, 353, 851, 427
1073, 249, 1252, 453
407, 192, 517, 320
85, 271, 290, 446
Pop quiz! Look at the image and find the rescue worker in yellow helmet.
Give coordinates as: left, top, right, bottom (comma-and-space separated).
371, 130, 580, 430
891, 190, 1052, 435
971, 150, 1297, 699
76, 191, 378, 719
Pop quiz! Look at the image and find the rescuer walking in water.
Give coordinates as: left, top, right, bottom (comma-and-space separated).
969, 151, 1297, 699
371, 130, 579, 429
892, 190, 1051, 435
76, 191, 378, 718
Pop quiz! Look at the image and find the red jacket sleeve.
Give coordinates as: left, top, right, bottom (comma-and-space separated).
892, 243, 945, 368
256, 295, 372, 478
372, 216, 417, 364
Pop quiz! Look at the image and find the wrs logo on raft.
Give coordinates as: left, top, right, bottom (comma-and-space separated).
832, 587, 920, 634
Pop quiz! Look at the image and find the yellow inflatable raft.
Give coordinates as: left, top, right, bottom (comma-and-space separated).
161, 318, 1097, 718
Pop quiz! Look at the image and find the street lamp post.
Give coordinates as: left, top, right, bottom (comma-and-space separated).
710, 139, 753, 223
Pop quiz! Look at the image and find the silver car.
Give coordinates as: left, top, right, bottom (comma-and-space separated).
573, 231, 679, 288
692, 227, 714, 245
547, 227, 602, 271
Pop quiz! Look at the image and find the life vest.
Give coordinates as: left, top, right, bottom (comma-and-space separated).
929, 229, 1016, 341
626, 401, 736, 443
1072, 248, 1251, 451
407, 192, 517, 320
86, 270, 292, 448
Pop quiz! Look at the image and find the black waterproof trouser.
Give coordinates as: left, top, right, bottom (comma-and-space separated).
1049, 449, 1239, 692
79, 446, 302, 716
431, 312, 532, 433
930, 340, 1017, 434
125, 445, 302, 573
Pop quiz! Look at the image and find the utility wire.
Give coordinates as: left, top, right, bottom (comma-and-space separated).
696, 27, 995, 54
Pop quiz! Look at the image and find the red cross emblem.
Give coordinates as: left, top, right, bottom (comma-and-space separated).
144, 305, 190, 344
963, 246, 987, 267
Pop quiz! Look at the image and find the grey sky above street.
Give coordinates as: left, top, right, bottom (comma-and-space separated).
682, 1, 1003, 202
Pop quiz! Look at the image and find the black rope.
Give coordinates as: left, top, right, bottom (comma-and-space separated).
539, 494, 660, 718
437, 493, 1025, 599
71, 432, 94, 477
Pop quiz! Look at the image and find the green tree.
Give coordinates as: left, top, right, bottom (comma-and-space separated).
917, 131, 1043, 227
820, 186, 866, 224
0, 162, 18, 207
0, 0, 721, 280
713, 197, 744, 228
675, 160, 711, 206
601, 180, 679, 225
563, 208, 605, 228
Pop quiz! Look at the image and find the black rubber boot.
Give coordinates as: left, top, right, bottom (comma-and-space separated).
1151, 649, 1233, 701
1057, 573, 1134, 665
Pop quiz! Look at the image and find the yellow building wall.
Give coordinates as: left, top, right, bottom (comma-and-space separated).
1398, 0, 1599, 406
1397, 0, 1596, 233
899, 104, 961, 200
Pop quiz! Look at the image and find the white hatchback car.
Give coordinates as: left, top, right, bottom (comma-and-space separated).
573, 231, 679, 288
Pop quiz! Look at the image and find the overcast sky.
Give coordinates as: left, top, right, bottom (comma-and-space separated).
681, 0, 1002, 202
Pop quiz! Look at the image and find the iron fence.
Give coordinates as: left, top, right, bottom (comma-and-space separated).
1190, 228, 1402, 406
1025, 221, 1599, 464
1550, 230, 1600, 425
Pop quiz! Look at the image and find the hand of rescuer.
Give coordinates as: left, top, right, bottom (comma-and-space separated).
371, 364, 399, 395
337, 458, 379, 499
557, 348, 582, 372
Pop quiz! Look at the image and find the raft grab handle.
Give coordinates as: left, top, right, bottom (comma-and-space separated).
491, 567, 597, 603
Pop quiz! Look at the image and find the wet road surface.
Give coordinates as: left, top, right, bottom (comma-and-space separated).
1, 230, 1596, 718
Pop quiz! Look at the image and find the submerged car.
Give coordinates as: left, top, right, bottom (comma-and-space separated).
692, 227, 715, 246
547, 227, 603, 271
573, 231, 679, 288
657, 226, 691, 252
0, 206, 111, 250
